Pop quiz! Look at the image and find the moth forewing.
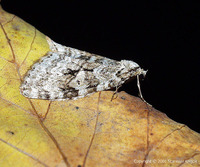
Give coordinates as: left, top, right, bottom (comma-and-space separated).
20, 38, 147, 100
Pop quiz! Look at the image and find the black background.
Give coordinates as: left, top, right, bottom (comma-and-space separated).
2, 1, 200, 132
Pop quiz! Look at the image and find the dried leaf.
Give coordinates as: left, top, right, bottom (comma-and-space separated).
0, 5, 200, 167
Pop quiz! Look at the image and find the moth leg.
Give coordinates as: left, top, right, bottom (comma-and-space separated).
137, 75, 152, 106
111, 85, 122, 101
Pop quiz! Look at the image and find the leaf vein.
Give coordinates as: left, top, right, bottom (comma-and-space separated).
0, 137, 49, 167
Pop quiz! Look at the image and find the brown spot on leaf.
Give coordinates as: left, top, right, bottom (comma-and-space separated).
6, 131, 15, 135
12, 25, 20, 31
121, 96, 126, 100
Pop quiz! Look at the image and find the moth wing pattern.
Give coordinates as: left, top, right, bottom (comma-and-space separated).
20, 38, 147, 100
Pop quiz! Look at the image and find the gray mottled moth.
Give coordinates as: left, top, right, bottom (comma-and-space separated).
20, 38, 147, 100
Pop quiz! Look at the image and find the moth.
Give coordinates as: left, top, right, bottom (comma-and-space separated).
20, 38, 147, 100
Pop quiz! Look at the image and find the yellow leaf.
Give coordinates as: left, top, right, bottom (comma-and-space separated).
0, 5, 200, 167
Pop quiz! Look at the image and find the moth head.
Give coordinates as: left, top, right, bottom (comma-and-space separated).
118, 60, 147, 78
